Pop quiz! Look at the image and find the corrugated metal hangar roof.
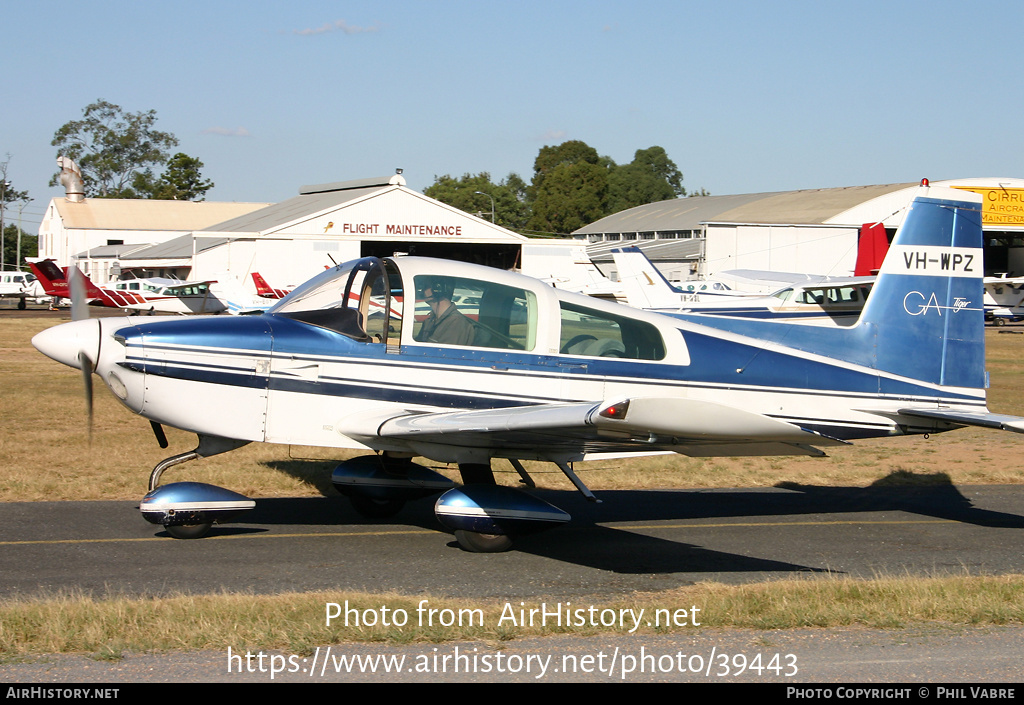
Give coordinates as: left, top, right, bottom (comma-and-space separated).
203, 176, 400, 234
574, 183, 916, 235
587, 238, 703, 263
52, 199, 270, 231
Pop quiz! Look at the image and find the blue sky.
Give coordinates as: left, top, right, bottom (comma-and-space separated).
3, 0, 1022, 234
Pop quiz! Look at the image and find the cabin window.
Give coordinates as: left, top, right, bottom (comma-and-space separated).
412, 275, 536, 351
558, 302, 666, 361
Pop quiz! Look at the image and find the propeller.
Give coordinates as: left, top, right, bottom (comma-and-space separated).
64, 266, 170, 449
68, 267, 96, 444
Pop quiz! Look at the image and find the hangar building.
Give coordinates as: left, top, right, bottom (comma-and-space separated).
576, 178, 1024, 282
38, 173, 586, 289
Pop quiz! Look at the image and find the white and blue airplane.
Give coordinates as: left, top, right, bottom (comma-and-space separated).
31, 184, 1024, 552
612, 245, 875, 326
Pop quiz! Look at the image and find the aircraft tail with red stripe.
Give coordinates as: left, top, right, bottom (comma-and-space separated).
27, 259, 125, 308
26, 259, 73, 299
252, 272, 290, 298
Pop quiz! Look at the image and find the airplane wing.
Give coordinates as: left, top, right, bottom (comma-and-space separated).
164, 280, 217, 292
983, 276, 1024, 286
347, 397, 849, 459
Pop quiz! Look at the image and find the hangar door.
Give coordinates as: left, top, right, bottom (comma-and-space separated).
361, 241, 521, 270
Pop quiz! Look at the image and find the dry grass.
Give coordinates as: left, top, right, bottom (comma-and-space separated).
4, 316, 1024, 501
2, 574, 1023, 657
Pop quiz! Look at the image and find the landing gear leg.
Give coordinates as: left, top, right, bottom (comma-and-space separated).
148, 435, 251, 491
458, 462, 497, 485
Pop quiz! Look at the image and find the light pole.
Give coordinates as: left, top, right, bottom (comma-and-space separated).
474, 191, 495, 223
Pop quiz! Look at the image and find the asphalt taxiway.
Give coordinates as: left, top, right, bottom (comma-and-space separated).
2, 484, 1022, 599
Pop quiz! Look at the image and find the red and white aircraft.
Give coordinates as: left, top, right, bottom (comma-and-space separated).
27, 259, 226, 315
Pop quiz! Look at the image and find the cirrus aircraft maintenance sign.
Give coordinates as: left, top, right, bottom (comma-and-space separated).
953, 186, 1024, 227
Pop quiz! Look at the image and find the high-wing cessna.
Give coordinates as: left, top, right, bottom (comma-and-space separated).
32, 185, 1024, 552
983, 274, 1024, 325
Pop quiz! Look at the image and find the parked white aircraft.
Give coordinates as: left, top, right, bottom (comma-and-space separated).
983, 275, 1024, 325
0, 270, 48, 309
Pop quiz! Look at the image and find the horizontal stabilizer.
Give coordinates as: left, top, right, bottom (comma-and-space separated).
899, 408, 1024, 434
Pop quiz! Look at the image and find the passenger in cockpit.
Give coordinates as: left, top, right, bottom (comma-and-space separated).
416, 279, 476, 346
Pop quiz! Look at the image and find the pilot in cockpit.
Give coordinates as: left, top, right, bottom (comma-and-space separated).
416, 278, 476, 346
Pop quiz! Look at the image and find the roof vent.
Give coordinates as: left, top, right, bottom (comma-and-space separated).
390, 169, 406, 186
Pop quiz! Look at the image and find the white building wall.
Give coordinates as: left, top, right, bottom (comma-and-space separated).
702, 223, 858, 278
193, 239, 361, 290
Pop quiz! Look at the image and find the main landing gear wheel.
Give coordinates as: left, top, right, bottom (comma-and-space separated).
454, 530, 513, 553
350, 495, 406, 519
165, 522, 213, 540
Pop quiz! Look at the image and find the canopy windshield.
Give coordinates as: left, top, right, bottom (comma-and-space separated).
269, 258, 403, 344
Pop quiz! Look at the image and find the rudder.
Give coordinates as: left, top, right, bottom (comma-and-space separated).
857, 185, 985, 389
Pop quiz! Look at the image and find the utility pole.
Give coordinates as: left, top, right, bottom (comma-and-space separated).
0, 179, 8, 271
17, 198, 33, 270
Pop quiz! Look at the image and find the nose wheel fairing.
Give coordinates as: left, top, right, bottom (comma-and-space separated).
140, 481, 256, 539
140, 435, 256, 538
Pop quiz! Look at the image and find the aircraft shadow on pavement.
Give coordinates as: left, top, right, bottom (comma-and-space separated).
232, 496, 825, 576
202, 473, 1024, 575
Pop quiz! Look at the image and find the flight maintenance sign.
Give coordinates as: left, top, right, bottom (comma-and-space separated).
953, 186, 1024, 227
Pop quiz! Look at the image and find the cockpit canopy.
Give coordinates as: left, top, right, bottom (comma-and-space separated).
269, 256, 668, 361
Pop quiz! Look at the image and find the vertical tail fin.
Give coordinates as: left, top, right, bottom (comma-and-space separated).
252, 272, 288, 298
611, 246, 682, 308
252, 272, 273, 296
858, 185, 985, 389
26, 259, 69, 298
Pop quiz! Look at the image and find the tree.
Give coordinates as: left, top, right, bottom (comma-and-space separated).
0, 155, 29, 208
526, 140, 610, 235
134, 153, 215, 201
606, 146, 686, 213
0, 156, 31, 270
426, 141, 700, 237
3, 223, 36, 269
49, 100, 212, 200
527, 160, 610, 235
424, 172, 531, 231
